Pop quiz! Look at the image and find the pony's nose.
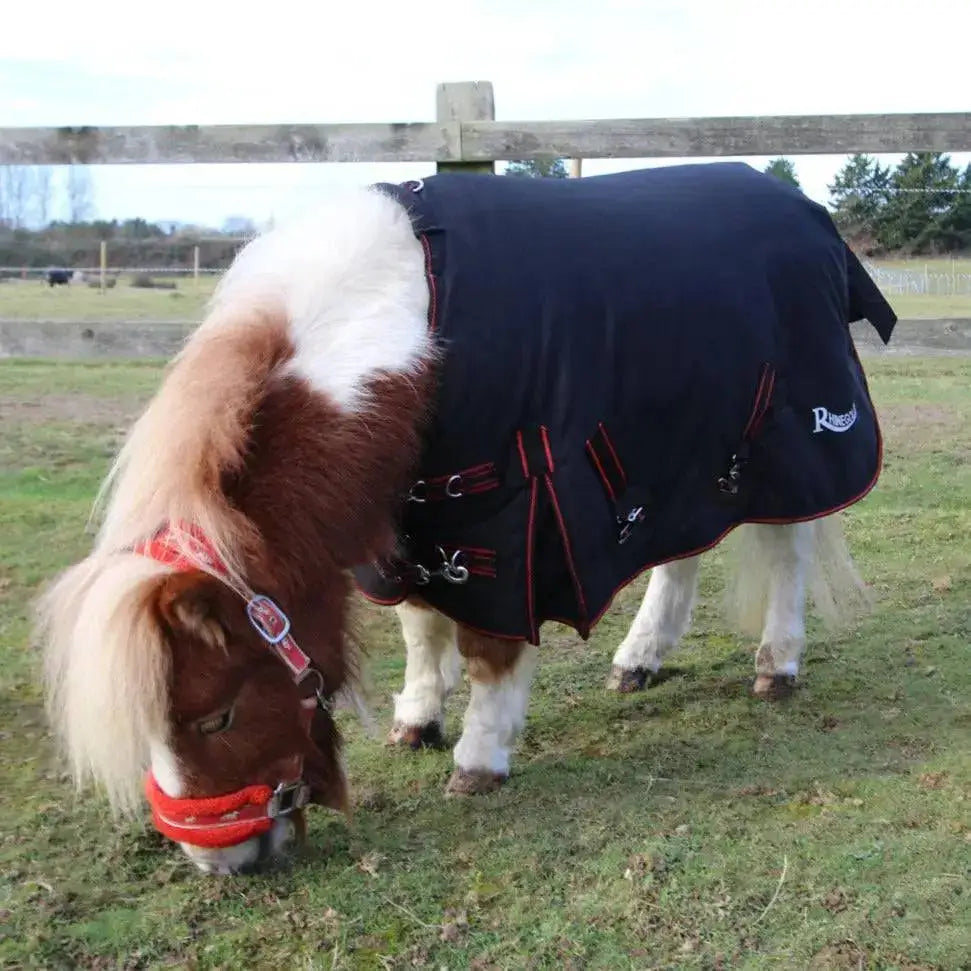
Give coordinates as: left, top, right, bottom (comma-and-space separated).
179, 817, 296, 875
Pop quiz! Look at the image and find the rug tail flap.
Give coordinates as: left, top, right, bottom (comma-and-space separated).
845, 244, 898, 345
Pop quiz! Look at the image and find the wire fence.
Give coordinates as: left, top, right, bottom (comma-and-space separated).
863, 260, 971, 297
0, 265, 225, 278
6, 262, 971, 296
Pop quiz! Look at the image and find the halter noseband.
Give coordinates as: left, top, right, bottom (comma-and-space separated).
133, 522, 329, 849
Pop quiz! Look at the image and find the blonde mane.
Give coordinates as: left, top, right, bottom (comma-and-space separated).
36, 185, 429, 813
38, 301, 291, 813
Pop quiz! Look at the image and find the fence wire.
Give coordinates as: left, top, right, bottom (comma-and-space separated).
863, 261, 971, 297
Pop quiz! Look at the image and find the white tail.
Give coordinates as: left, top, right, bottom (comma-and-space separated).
723, 516, 872, 639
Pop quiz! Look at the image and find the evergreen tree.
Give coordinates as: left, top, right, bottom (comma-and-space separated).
940, 163, 971, 251
876, 152, 959, 253
505, 158, 569, 178
763, 158, 800, 188
828, 154, 891, 241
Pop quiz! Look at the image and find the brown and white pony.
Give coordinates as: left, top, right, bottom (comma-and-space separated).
37, 184, 868, 875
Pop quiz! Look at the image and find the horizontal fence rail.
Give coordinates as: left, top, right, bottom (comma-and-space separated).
1, 92, 969, 167
459, 113, 971, 162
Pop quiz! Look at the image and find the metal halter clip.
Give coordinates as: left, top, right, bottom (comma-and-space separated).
301, 667, 333, 713
618, 506, 645, 545
266, 781, 311, 818
414, 563, 432, 585
408, 480, 427, 503
438, 547, 470, 584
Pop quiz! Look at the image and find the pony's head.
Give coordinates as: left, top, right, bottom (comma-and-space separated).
36, 187, 436, 874
36, 314, 353, 873
39, 538, 349, 874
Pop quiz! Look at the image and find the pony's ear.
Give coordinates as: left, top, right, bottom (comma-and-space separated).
156, 570, 228, 650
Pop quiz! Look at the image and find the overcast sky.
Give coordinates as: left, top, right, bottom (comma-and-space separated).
2, 0, 968, 228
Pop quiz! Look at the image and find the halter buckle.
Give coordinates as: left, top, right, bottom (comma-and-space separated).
246, 595, 291, 645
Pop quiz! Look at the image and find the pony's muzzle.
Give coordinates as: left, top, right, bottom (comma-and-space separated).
144, 771, 307, 875
179, 815, 299, 875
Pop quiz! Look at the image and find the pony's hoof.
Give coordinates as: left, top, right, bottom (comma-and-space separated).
606, 665, 653, 693
752, 674, 797, 700
445, 768, 507, 796
386, 721, 445, 750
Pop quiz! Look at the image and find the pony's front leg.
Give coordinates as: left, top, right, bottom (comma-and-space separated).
388, 599, 461, 749
606, 555, 701, 692
446, 630, 538, 796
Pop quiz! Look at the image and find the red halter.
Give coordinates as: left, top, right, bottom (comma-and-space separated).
134, 522, 326, 849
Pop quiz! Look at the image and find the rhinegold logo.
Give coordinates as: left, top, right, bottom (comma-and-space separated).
812, 402, 858, 434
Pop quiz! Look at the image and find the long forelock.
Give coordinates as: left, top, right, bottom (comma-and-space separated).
38, 553, 176, 815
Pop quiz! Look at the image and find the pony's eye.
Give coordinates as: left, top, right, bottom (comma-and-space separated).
197, 708, 234, 735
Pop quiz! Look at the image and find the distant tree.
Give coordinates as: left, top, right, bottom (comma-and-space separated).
66, 166, 94, 222
118, 217, 165, 240
876, 152, 959, 253
829, 153, 891, 241
763, 158, 800, 188
0, 166, 31, 228
221, 215, 257, 236
505, 158, 569, 178
939, 163, 971, 251
33, 166, 53, 226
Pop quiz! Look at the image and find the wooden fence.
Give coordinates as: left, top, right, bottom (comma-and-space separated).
1, 81, 970, 172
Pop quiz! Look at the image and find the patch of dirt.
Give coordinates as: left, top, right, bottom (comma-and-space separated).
0, 393, 144, 426
808, 941, 869, 969
734, 784, 782, 798
882, 959, 940, 971
820, 887, 853, 913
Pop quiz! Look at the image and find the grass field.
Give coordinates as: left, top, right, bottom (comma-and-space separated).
1, 357, 969, 969
1, 261, 970, 324
0, 277, 215, 323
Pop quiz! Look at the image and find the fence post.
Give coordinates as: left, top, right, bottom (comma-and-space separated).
569, 159, 583, 178
193, 245, 200, 281
436, 81, 495, 175
99, 240, 106, 295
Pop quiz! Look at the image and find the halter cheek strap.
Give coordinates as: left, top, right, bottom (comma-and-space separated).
134, 522, 328, 850
134, 524, 319, 685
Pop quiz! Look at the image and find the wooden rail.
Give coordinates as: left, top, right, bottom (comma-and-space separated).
1, 82, 969, 169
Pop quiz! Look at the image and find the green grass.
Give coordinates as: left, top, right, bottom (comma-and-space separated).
883, 293, 971, 320
1, 260, 970, 322
1, 358, 969, 969
875, 257, 971, 274
0, 277, 213, 322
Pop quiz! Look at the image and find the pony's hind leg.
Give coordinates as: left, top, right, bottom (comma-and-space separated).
388, 599, 461, 749
743, 523, 814, 699
447, 629, 538, 796
606, 555, 701, 692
